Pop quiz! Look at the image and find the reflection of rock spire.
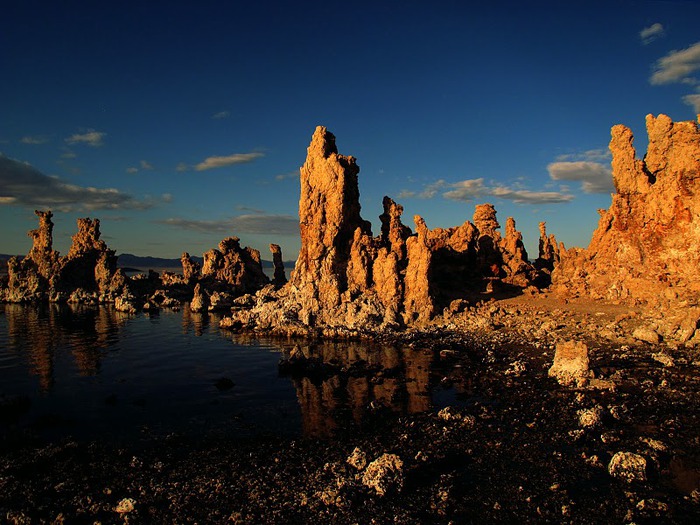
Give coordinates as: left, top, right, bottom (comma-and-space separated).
3, 303, 125, 392
182, 305, 208, 336
287, 342, 433, 437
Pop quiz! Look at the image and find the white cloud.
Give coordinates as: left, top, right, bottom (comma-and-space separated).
397, 179, 448, 199
158, 214, 299, 235
442, 178, 574, 204
547, 161, 614, 194
555, 148, 611, 162
176, 162, 189, 172
60, 150, 77, 159
20, 135, 50, 145
236, 205, 266, 214
194, 152, 263, 171
683, 93, 700, 112
418, 179, 448, 198
640, 23, 665, 45
650, 41, 700, 85
488, 186, 575, 204
162, 193, 173, 203
275, 171, 298, 181
0, 155, 153, 211
396, 189, 416, 199
127, 160, 155, 174
65, 129, 106, 147
443, 178, 488, 201
212, 110, 230, 119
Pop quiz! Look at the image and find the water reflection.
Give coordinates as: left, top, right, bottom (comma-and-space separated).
2, 304, 124, 392
1, 304, 457, 442
181, 307, 211, 336
275, 342, 434, 438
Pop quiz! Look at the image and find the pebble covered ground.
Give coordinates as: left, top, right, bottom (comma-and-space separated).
2, 315, 699, 524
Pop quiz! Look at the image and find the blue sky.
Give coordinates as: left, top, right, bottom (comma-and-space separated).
2, 1, 700, 261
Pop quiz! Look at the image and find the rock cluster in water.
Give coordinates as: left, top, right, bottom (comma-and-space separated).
3, 114, 700, 340
0, 212, 274, 312
4, 212, 126, 303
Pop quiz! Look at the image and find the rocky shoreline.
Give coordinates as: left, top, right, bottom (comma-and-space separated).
1, 321, 699, 524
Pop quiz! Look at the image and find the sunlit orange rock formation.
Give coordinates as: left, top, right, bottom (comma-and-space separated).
552, 114, 700, 308
222, 126, 541, 333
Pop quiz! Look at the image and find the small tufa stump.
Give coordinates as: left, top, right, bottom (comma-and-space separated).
361, 453, 404, 496
548, 340, 590, 386
608, 451, 647, 483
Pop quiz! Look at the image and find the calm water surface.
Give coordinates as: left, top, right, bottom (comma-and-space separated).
0, 304, 454, 444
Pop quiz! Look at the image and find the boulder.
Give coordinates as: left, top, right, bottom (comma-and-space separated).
548, 340, 590, 386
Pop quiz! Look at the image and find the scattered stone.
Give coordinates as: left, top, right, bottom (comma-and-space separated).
548, 340, 590, 386
608, 452, 647, 483
115, 497, 136, 514
578, 406, 604, 428
361, 453, 404, 496
633, 327, 661, 344
639, 437, 667, 452
346, 447, 368, 470
114, 295, 138, 314
651, 352, 675, 367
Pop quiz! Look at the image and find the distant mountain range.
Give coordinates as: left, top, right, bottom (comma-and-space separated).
117, 253, 296, 271
0, 253, 295, 271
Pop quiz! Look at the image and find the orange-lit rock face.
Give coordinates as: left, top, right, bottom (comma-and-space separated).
552, 114, 700, 306
201, 236, 268, 293
238, 125, 542, 331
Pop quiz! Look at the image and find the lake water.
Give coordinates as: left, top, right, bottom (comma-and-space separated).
0, 304, 455, 445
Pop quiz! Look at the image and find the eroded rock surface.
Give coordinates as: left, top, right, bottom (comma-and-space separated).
552, 114, 700, 309
201, 237, 269, 294
3, 213, 124, 303
222, 126, 543, 335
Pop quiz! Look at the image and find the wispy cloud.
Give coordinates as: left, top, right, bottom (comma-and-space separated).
683, 93, 700, 112
20, 135, 50, 145
126, 160, 155, 174
176, 162, 189, 172
640, 23, 665, 45
193, 152, 263, 171
236, 205, 266, 214
397, 179, 448, 199
650, 41, 700, 85
443, 178, 574, 204
555, 149, 611, 163
157, 214, 299, 235
65, 129, 106, 147
547, 161, 614, 194
275, 171, 298, 181
212, 110, 230, 119
60, 149, 77, 159
0, 155, 153, 211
